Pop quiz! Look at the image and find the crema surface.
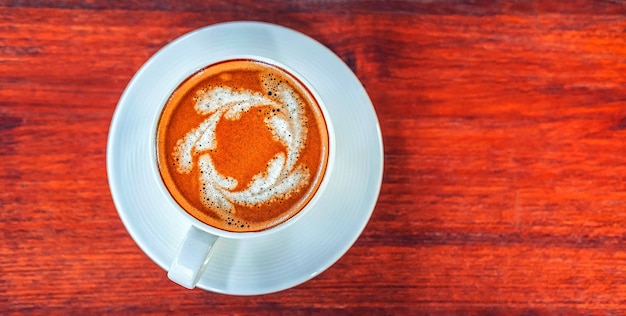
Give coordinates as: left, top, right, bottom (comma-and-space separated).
157, 59, 329, 232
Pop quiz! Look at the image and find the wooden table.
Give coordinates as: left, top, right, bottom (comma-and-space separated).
3, 1, 626, 314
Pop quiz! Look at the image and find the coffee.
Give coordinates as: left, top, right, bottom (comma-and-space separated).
156, 59, 329, 232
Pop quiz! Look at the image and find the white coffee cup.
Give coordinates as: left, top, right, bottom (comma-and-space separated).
153, 56, 336, 289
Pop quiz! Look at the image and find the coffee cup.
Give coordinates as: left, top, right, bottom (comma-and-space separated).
155, 57, 334, 288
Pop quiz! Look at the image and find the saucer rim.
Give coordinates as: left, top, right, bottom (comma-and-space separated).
107, 21, 384, 295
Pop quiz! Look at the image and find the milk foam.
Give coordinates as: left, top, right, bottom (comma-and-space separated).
172, 78, 310, 223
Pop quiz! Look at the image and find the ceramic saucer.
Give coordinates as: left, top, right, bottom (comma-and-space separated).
107, 21, 383, 295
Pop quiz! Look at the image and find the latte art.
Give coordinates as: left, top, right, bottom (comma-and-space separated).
173, 80, 310, 219
157, 59, 328, 232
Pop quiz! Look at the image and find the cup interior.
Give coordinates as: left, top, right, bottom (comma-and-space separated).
150, 55, 336, 239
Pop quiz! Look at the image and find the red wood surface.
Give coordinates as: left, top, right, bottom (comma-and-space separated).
3, 1, 626, 314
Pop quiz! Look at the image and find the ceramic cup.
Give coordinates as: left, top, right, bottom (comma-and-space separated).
156, 56, 336, 289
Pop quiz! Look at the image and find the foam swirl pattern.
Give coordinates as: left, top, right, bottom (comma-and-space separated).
107, 22, 383, 295
174, 84, 309, 217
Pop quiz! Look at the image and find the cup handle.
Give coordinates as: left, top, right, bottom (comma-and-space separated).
167, 225, 218, 289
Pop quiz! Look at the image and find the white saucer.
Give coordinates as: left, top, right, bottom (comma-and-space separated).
107, 21, 383, 295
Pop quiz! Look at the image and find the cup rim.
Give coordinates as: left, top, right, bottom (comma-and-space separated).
149, 55, 337, 239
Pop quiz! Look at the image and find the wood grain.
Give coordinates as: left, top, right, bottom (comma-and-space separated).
2, 0, 626, 314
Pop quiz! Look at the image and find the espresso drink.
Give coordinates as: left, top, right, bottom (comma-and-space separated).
156, 59, 329, 232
